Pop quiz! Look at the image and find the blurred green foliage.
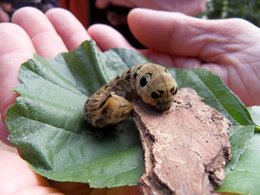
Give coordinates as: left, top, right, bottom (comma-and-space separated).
205, 0, 260, 26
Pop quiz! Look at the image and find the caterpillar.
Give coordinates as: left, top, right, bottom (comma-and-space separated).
83, 63, 178, 128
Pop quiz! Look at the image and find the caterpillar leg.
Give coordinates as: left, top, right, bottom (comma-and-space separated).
84, 92, 133, 128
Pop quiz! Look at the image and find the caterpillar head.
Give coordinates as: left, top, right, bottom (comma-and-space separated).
136, 63, 178, 111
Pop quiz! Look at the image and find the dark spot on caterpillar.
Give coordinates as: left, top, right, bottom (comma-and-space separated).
125, 74, 131, 80
136, 64, 144, 70
120, 111, 132, 118
171, 87, 177, 95
140, 77, 147, 87
101, 107, 108, 115
98, 94, 112, 109
119, 104, 130, 109
165, 68, 169, 73
158, 90, 164, 95
100, 84, 109, 92
140, 73, 152, 87
126, 69, 131, 74
133, 72, 138, 79
98, 98, 107, 109
151, 91, 160, 99
83, 104, 88, 113
107, 93, 113, 98
115, 75, 120, 80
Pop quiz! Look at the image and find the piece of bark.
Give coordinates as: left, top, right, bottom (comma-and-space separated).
133, 88, 231, 195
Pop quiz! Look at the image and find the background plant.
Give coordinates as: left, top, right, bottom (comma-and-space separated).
205, 0, 260, 26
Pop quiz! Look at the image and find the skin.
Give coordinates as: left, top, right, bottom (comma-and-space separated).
88, 9, 260, 106
0, 7, 260, 195
95, 0, 208, 16
0, 7, 138, 195
0, 3, 11, 22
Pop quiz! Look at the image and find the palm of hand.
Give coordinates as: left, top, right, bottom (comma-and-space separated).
88, 10, 260, 106
1, 7, 260, 195
148, 20, 260, 106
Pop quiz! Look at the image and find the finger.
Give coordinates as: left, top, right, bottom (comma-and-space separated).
12, 7, 67, 58
95, 0, 110, 9
144, 48, 228, 82
0, 150, 60, 194
0, 23, 35, 143
0, 23, 34, 112
88, 24, 133, 51
128, 8, 255, 60
0, 6, 10, 22
88, 23, 202, 69
95, 0, 135, 9
128, 8, 205, 57
46, 8, 91, 51
142, 50, 202, 68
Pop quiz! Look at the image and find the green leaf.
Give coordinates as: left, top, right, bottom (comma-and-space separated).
174, 68, 253, 126
6, 40, 256, 190
217, 133, 260, 194
6, 41, 147, 188
248, 106, 260, 131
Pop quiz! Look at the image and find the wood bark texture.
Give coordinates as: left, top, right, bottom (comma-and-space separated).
133, 88, 231, 195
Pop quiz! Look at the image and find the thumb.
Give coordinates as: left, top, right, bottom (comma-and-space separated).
128, 8, 254, 59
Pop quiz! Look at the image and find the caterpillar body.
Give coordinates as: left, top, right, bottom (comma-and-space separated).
84, 63, 178, 128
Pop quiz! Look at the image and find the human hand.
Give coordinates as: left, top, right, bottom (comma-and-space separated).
0, 7, 92, 143
95, 0, 208, 16
0, 3, 11, 22
0, 7, 90, 194
0, 7, 139, 194
88, 8, 260, 106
